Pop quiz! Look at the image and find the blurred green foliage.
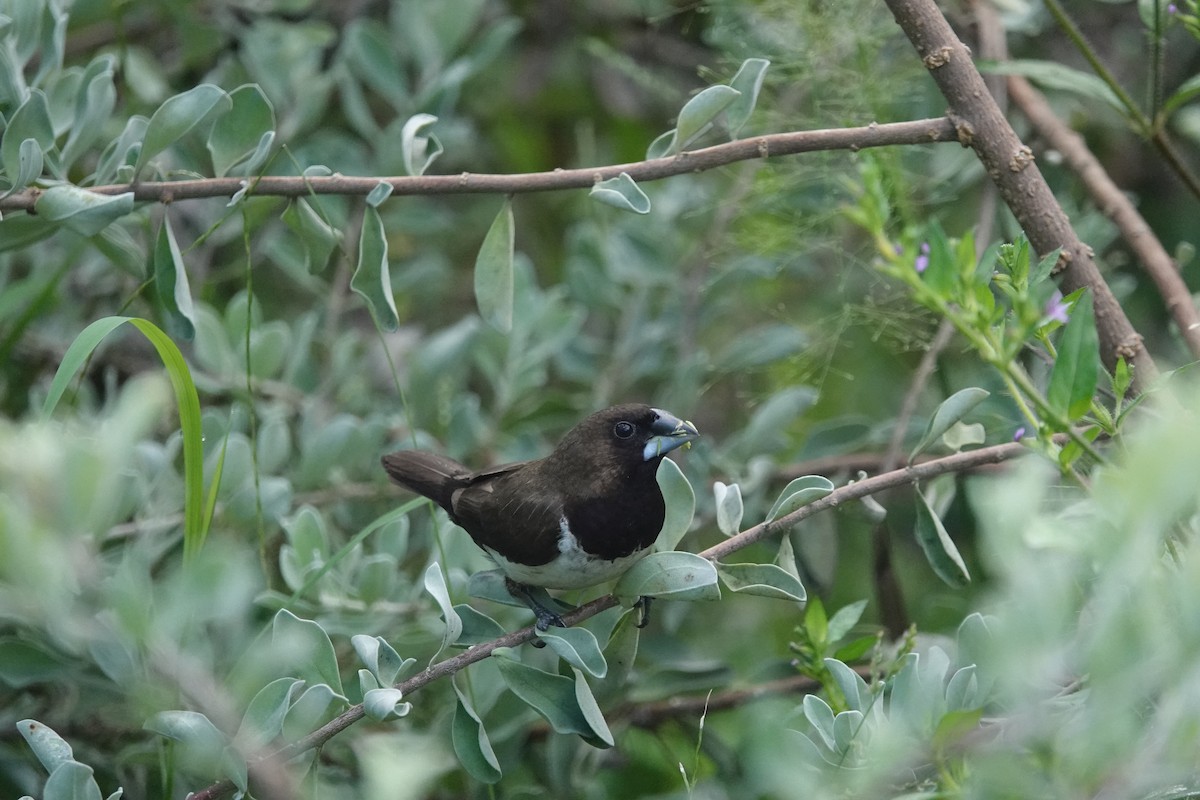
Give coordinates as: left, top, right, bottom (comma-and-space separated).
2, 0, 1200, 798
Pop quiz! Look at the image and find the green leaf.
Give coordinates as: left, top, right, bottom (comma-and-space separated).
535, 626, 608, 678
941, 421, 985, 452
1139, 0, 1172, 31
350, 634, 412, 686
802, 694, 837, 750
1162, 73, 1200, 118
281, 684, 342, 740
281, 198, 341, 274
492, 649, 613, 746
366, 181, 393, 207
136, 84, 232, 177
713, 481, 743, 537
726, 58, 770, 135
1047, 290, 1099, 422
454, 603, 507, 645
153, 214, 197, 341
401, 113, 443, 176
423, 563, 463, 661
10, 138, 43, 195
613, 551, 720, 605
716, 562, 806, 601
982, 60, 1124, 114
16, 720, 75, 774
591, 609, 641, 708
1030, 246, 1063, 287
654, 456, 695, 551
144, 710, 228, 767
35, 185, 134, 237
589, 172, 651, 214
0, 640, 70, 688
766, 475, 835, 523
41, 317, 205, 561
43, 761, 103, 800
572, 667, 614, 748
674, 84, 741, 151
914, 485, 970, 587
452, 685, 502, 783
207, 84, 275, 177
350, 205, 399, 331
910, 387, 990, 460
363, 688, 412, 721
804, 594, 828, 646
474, 199, 515, 332
234, 677, 303, 750
271, 609, 345, 696
60, 58, 117, 171
826, 599, 868, 642
646, 128, 676, 159
824, 658, 870, 712
2, 90, 54, 191
932, 707, 984, 752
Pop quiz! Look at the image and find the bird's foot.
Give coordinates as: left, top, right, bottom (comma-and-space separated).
505, 579, 569, 634
634, 595, 653, 628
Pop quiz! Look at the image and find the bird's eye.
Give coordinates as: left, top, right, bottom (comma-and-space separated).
613, 421, 635, 439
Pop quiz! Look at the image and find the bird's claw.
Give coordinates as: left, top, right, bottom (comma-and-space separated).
635, 595, 653, 628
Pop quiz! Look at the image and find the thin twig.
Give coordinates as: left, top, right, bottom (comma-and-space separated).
0, 119, 957, 212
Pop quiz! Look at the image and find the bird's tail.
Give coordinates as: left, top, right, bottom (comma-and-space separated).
380, 450, 472, 511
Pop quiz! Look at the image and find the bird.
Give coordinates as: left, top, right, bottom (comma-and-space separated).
381, 404, 699, 631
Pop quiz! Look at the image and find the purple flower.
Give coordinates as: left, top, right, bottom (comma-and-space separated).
1168, 3, 1178, 13
915, 242, 930, 274
1014, 427, 1026, 442
1045, 290, 1070, 324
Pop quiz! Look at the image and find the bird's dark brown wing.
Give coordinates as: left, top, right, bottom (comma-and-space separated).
448, 464, 565, 567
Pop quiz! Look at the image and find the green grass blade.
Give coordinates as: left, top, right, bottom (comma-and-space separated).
42, 316, 207, 562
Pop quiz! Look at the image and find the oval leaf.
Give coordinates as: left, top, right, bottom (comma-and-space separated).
2, 90, 54, 191
207, 84, 275, 177
136, 84, 232, 177
44, 761, 103, 800
16, 719, 75, 774
271, 609, 345, 696
492, 649, 612, 746
911, 387, 990, 460
726, 58, 770, 136
655, 456, 695, 551
675, 84, 741, 151
401, 113, 443, 176
423, 563, 463, 661
234, 677, 304, 751
1046, 290, 1098, 422
589, 172, 651, 214
35, 185, 134, 237
535, 626, 608, 678
766, 475, 835, 523
613, 551, 720, 605
914, 485, 970, 587
713, 481, 744, 537
475, 199, 514, 332
452, 685, 502, 783
716, 562, 806, 601
350, 205, 399, 331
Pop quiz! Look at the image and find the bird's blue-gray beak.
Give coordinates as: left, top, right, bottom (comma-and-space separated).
643, 409, 700, 461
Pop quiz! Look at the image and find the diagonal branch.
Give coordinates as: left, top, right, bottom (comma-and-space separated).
882, 0, 1158, 387
0, 118, 956, 212
188, 438, 1035, 800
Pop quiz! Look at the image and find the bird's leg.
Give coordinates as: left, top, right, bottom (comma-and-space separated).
635, 595, 653, 628
505, 578, 567, 631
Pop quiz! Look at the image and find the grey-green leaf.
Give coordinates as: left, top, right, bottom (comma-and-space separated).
914, 485, 970, 587
941, 421, 985, 452
423, 563, 463, 661
366, 181, 393, 208
589, 172, 651, 214
281, 198, 341, 275
17, 719, 75, 774
983, 60, 1124, 114
474, 199, 514, 332
1047, 290, 1099, 422
911, 387, 990, 460
401, 113, 443, 176
613, 551, 720, 605
824, 658, 869, 712
675, 84, 741, 151
716, 562, 806, 601
655, 456, 695, 551
713, 481, 744, 537
646, 128, 676, 159
766, 475, 835, 523
60, 60, 117, 171
726, 58, 770, 136
207, 84, 275, 177
452, 684, 502, 783
493, 648, 612, 745
2, 90, 54, 192
136, 84, 232, 177
43, 761, 102, 800
363, 688, 412, 721
535, 626, 608, 678
271, 609, 345, 696
153, 214, 196, 341
350, 205, 399, 331
35, 185, 134, 236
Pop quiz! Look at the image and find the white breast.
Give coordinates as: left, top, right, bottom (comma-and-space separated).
482, 516, 649, 589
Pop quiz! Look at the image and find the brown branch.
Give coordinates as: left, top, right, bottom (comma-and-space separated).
187, 438, 1036, 800
1006, 75, 1200, 360
1, 119, 956, 213
882, 0, 1158, 388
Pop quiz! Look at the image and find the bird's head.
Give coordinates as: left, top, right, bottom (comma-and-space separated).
547, 404, 700, 480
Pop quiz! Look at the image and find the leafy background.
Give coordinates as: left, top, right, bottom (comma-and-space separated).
2, 0, 1200, 798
